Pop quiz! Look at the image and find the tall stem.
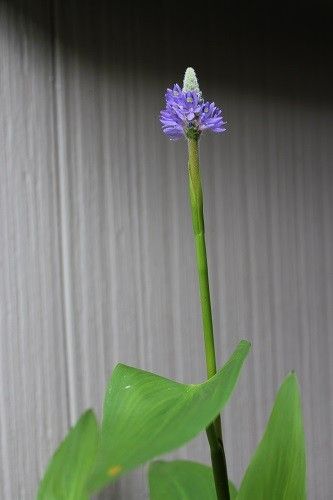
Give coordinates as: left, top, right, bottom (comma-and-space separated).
187, 137, 230, 500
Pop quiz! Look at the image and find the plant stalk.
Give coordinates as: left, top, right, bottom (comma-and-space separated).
187, 137, 230, 500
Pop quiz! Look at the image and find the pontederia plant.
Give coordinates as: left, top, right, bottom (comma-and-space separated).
161, 68, 229, 498
37, 68, 307, 500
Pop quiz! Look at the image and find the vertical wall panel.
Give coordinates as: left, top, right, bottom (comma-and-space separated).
0, 3, 69, 499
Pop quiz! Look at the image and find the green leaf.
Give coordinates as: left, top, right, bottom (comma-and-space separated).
237, 372, 306, 500
149, 460, 216, 500
88, 340, 250, 493
37, 410, 99, 500
229, 481, 238, 499
148, 460, 238, 500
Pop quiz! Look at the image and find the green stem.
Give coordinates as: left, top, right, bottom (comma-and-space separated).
207, 425, 231, 500
187, 137, 230, 500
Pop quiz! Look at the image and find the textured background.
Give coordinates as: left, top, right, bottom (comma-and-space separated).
0, 1, 332, 499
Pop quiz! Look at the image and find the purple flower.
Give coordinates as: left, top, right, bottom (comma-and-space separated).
160, 82, 226, 140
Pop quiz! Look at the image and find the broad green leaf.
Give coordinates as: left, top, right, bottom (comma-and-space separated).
237, 372, 306, 500
229, 481, 238, 499
148, 460, 238, 500
37, 410, 99, 500
88, 340, 250, 493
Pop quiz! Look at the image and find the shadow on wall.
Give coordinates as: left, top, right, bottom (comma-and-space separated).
1, 0, 333, 106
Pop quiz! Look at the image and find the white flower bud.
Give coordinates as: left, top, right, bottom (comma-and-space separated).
183, 67, 201, 94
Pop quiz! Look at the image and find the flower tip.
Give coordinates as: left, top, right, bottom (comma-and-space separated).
183, 67, 200, 94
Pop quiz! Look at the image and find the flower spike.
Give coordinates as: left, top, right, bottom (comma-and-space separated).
160, 68, 226, 140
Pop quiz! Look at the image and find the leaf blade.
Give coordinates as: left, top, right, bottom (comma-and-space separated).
37, 410, 99, 500
88, 340, 250, 492
237, 372, 306, 500
148, 460, 238, 500
149, 460, 217, 500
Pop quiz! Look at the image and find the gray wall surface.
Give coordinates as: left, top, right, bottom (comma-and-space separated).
0, 1, 332, 499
